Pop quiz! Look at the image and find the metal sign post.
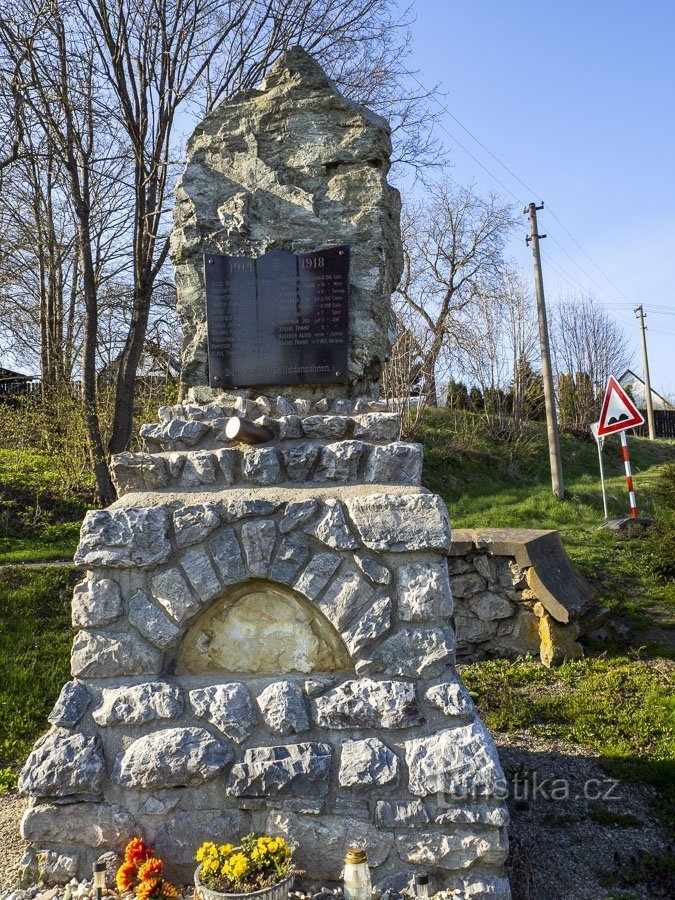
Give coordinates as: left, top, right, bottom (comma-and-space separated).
590, 422, 609, 520
620, 430, 639, 519
596, 376, 645, 521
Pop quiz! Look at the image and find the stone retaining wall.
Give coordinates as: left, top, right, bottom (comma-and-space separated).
18, 395, 510, 900
449, 529, 601, 667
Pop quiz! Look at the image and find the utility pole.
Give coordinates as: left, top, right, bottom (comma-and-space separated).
634, 304, 656, 440
525, 202, 565, 499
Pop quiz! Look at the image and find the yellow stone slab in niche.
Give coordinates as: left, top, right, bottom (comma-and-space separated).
176, 580, 351, 675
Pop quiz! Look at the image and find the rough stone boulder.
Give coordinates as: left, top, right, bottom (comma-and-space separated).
171, 46, 403, 394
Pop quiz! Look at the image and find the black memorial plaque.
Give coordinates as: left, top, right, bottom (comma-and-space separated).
204, 245, 350, 388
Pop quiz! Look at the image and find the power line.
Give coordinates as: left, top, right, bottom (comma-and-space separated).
407, 70, 653, 311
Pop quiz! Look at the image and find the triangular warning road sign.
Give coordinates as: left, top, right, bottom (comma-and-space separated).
597, 375, 645, 437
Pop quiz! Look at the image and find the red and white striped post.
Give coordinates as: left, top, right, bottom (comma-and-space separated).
620, 430, 638, 518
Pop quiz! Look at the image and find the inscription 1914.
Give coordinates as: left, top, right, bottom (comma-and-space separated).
204, 246, 350, 388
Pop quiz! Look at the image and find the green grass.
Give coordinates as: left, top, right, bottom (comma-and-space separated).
461, 655, 675, 832
0, 566, 76, 791
420, 410, 675, 647
0, 448, 91, 564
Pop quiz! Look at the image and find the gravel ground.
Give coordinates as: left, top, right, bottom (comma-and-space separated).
497, 733, 671, 899
0, 792, 28, 892
0, 738, 670, 898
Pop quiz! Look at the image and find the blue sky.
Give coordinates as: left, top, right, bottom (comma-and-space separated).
399, 0, 675, 398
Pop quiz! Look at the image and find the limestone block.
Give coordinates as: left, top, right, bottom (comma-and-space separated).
539, 612, 583, 667
92, 681, 184, 726
269, 537, 310, 584
294, 552, 342, 600
128, 589, 181, 650
405, 721, 505, 797
213, 447, 239, 484
228, 742, 332, 797
331, 797, 369, 819
312, 679, 422, 729
150, 809, 250, 871
338, 737, 398, 788
265, 810, 393, 881
304, 676, 338, 697
343, 596, 392, 654
375, 799, 429, 828
396, 828, 507, 870
31, 850, 78, 883
490, 606, 541, 658
173, 503, 220, 547
364, 442, 423, 485
167, 452, 186, 479
113, 727, 232, 790
71, 630, 163, 678
19, 729, 106, 798
316, 441, 364, 481
151, 566, 200, 623
315, 570, 373, 631
189, 684, 257, 743
496, 557, 528, 589
256, 681, 310, 735
110, 452, 168, 495
453, 613, 497, 646
352, 412, 401, 441
180, 547, 221, 600
355, 553, 391, 585
433, 803, 509, 827
302, 416, 349, 439
221, 498, 282, 522
278, 415, 303, 440
359, 625, 455, 678
242, 447, 282, 485
209, 528, 246, 584
75, 508, 170, 568
281, 444, 320, 481
279, 499, 319, 534
71, 576, 123, 628
303, 499, 358, 550
468, 591, 513, 621
450, 572, 487, 598
473, 555, 496, 582
344, 494, 451, 553
276, 396, 295, 416
396, 562, 453, 622
241, 519, 276, 575
425, 675, 475, 717
140, 418, 208, 450
21, 802, 137, 849
48, 681, 91, 729
178, 450, 217, 486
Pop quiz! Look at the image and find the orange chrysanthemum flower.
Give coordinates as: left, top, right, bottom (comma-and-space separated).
125, 837, 153, 865
137, 878, 161, 900
138, 858, 164, 881
116, 860, 138, 892
159, 882, 179, 899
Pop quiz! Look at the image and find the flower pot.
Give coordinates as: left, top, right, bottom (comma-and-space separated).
194, 866, 295, 900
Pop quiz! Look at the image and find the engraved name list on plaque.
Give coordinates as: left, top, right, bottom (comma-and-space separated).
204, 245, 350, 388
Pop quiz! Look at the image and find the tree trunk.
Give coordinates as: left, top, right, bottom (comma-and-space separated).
108, 269, 153, 455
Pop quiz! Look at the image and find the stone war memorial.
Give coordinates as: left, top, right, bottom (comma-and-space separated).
18, 48, 511, 897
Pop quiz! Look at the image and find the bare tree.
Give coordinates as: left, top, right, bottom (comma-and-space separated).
551, 291, 633, 431
396, 180, 516, 406
1, 0, 441, 498
453, 270, 537, 441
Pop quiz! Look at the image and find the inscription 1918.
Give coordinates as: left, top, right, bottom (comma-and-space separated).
204, 246, 350, 388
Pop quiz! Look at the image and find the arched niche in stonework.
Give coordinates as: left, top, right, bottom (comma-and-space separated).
174, 578, 352, 675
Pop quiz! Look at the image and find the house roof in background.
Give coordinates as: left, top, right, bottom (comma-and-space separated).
618, 368, 674, 410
